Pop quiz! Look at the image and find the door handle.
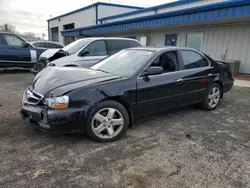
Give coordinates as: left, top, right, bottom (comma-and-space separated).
176, 79, 183, 82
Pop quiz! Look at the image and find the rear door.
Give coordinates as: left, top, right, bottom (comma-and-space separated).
79, 40, 107, 67
178, 50, 213, 104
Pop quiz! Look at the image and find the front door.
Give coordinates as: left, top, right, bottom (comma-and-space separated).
2, 33, 34, 67
136, 50, 184, 116
0, 33, 16, 67
165, 34, 177, 46
79, 40, 107, 67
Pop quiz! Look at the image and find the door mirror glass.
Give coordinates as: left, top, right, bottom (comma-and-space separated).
22, 42, 31, 48
142, 66, 163, 77
80, 49, 90, 57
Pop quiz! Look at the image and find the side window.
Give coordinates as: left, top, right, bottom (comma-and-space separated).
3, 34, 24, 47
85, 40, 107, 56
53, 43, 63, 48
44, 43, 53, 48
180, 50, 209, 69
0, 34, 7, 45
33, 42, 41, 47
128, 40, 141, 48
150, 51, 178, 73
106, 40, 129, 55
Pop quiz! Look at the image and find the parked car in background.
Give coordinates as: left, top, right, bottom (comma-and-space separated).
21, 47, 234, 142
31, 37, 142, 74
0, 32, 46, 68
30, 41, 64, 49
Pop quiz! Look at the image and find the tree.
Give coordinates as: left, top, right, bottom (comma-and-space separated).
0, 23, 16, 33
23, 32, 36, 38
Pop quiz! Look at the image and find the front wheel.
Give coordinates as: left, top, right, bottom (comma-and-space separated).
201, 83, 222, 111
86, 100, 129, 142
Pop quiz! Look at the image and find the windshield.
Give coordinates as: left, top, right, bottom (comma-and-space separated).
91, 49, 155, 77
62, 39, 91, 55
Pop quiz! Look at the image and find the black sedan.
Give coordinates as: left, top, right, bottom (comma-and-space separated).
20, 47, 234, 142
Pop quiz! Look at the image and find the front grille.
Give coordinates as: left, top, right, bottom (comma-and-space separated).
24, 88, 44, 105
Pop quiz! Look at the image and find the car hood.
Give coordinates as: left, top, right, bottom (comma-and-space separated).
50, 55, 78, 66
32, 66, 120, 96
39, 49, 61, 59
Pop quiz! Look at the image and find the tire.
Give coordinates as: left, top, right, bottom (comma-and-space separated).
86, 100, 129, 142
201, 83, 222, 111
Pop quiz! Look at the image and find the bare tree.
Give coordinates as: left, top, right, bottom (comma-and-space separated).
0, 23, 16, 33
23, 32, 36, 38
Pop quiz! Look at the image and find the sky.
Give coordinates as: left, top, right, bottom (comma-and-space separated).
0, 0, 175, 38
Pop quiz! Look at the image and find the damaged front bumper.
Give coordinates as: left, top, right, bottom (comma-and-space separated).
20, 104, 88, 133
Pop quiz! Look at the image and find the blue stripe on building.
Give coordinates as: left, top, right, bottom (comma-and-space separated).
61, 0, 250, 37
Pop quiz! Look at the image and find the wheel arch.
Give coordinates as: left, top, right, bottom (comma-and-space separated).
100, 97, 134, 127
214, 80, 224, 98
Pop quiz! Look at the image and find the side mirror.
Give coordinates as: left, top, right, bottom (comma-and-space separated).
80, 49, 90, 57
22, 42, 31, 48
141, 66, 163, 77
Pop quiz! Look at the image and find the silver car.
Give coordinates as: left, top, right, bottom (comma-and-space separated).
32, 37, 142, 74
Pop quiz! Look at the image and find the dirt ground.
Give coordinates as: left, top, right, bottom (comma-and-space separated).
0, 72, 250, 188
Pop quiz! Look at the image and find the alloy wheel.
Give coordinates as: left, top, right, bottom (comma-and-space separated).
91, 108, 124, 139
208, 87, 220, 108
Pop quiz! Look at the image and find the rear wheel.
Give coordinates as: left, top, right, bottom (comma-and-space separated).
86, 100, 129, 142
201, 83, 222, 111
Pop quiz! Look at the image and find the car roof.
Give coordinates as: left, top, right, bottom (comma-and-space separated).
0, 32, 16, 34
129, 46, 201, 52
78, 37, 141, 42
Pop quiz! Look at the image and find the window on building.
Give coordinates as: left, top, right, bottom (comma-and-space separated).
63, 23, 75, 30
180, 50, 209, 69
186, 33, 203, 50
150, 51, 178, 73
85, 40, 107, 56
51, 27, 59, 42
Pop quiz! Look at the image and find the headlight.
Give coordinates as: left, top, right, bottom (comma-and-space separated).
44, 95, 69, 109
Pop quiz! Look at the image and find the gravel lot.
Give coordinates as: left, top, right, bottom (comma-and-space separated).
0, 72, 250, 188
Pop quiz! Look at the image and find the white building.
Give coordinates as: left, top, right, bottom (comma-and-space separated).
50, 0, 250, 74
47, 2, 143, 45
